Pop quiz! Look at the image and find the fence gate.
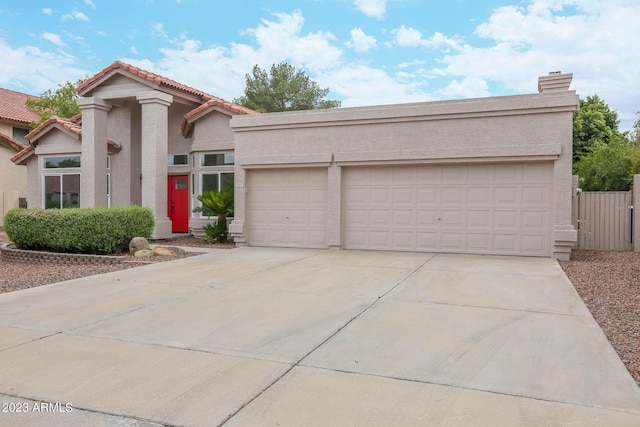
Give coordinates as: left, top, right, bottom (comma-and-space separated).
574, 191, 633, 250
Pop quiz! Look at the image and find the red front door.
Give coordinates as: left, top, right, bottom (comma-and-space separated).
168, 175, 189, 233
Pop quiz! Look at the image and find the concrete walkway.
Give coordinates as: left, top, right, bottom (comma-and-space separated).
0, 248, 638, 426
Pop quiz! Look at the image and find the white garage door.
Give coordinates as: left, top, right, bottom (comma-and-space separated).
344, 163, 553, 256
248, 168, 327, 248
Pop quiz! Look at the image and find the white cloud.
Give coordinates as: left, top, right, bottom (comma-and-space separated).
394, 25, 423, 47
344, 28, 377, 52
130, 46, 138, 55
392, 26, 463, 50
432, 0, 640, 129
353, 0, 388, 20
62, 11, 90, 21
151, 23, 168, 39
42, 32, 65, 47
437, 76, 490, 99
41, 8, 53, 15
318, 64, 430, 106
85, 0, 96, 8
0, 38, 89, 94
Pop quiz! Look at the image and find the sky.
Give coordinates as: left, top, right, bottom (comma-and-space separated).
0, 0, 638, 130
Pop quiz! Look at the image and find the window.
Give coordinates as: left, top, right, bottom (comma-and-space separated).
12, 127, 29, 144
168, 154, 189, 166
197, 172, 234, 217
201, 152, 234, 166
44, 156, 81, 169
44, 174, 80, 209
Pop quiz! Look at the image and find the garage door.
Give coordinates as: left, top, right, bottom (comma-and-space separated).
344, 163, 553, 256
248, 168, 327, 248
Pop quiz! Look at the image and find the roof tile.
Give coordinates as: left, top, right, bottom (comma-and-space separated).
0, 87, 40, 124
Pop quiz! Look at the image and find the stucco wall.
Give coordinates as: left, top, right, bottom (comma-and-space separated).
0, 145, 26, 197
192, 112, 235, 151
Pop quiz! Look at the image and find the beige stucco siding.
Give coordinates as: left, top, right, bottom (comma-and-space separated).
0, 145, 26, 197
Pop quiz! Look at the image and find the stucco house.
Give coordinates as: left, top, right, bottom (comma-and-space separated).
12, 62, 579, 259
12, 61, 256, 238
0, 87, 38, 223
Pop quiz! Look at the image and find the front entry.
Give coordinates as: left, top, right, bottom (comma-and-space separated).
168, 175, 189, 233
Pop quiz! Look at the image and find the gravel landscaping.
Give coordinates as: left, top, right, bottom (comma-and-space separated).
0, 230, 637, 386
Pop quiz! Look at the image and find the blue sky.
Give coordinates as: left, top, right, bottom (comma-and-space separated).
0, 0, 638, 130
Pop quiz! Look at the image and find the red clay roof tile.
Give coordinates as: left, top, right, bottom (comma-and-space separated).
182, 97, 258, 136
0, 87, 40, 124
77, 61, 214, 101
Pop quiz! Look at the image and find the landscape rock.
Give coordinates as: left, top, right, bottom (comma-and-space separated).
153, 246, 179, 256
133, 249, 154, 258
129, 237, 150, 255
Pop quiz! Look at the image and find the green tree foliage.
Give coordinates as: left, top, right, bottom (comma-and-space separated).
234, 63, 341, 112
572, 95, 622, 163
574, 136, 635, 191
25, 79, 85, 128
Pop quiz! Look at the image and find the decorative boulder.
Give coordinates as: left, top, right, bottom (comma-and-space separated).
153, 246, 179, 256
129, 237, 150, 255
133, 249, 154, 258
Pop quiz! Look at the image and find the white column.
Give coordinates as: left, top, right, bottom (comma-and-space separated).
77, 97, 111, 208
137, 91, 173, 239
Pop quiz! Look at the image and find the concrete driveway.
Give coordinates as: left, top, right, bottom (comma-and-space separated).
0, 248, 638, 426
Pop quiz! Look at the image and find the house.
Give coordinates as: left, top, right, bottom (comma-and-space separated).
228, 72, 579, 260
0, 87, 38, 223
12, 61, 256, 238
13, 62, 579, 259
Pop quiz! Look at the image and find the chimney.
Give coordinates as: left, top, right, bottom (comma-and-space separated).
538, 71, 573, 93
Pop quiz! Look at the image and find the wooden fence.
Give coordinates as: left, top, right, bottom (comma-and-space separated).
573, 190, 633, 251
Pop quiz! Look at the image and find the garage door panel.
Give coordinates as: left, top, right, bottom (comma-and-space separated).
417, 188, 439, 204
417, 210, 439, 226
344, 163, 552, 256
467, 234, 491, 252
468, 187, 492, 205
248, 168, 327, 248
468, 211, 491, 228
441, 233, 465, 250
416, 232, 439, 250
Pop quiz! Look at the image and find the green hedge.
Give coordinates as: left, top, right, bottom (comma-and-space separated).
3, 206, 155, 255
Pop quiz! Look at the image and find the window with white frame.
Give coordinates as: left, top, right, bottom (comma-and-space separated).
43, 155, 81, 169
168, 154, 189, 166
194, 151, 234, 217
43, 174, 80, 209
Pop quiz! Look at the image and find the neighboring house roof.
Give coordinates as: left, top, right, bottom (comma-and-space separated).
0, 132, 26, 152
182, 97, 258, 137
0, 87, 40, 125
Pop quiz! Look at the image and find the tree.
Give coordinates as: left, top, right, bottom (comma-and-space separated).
25, 79, 85, 128
574, 136, 634, 191
572, 94, 622, 163
233, 63, 341, 112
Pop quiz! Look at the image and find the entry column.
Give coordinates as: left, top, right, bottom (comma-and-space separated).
77, 97, 111, 208
137, 91, 173, 239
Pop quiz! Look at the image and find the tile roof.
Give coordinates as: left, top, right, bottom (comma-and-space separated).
26, 116, 82, 142
0, 87, 40, 124
12, 115, 119, 164
77, 61, 214, 101
0, 131, 27, 152
182, 97, 258, 136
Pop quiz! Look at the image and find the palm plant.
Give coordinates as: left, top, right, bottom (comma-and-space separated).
192, 189, 234, 242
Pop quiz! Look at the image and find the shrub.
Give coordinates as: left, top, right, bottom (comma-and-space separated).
3, 206, 154, 254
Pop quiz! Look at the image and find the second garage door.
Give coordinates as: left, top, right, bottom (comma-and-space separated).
343, 163, 553, 256
248, 168, 327, 248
